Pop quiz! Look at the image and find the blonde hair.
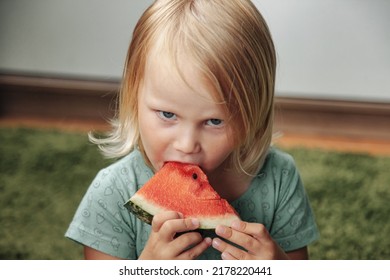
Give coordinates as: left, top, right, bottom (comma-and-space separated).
91, 0, 276, 175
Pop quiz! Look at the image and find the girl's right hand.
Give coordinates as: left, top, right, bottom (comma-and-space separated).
138, 211, 212, 260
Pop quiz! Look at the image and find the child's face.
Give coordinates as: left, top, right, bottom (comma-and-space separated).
138, 53, 236, 176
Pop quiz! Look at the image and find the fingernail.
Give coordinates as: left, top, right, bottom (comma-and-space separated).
215, 225, 226, 236
191, 218, 199, 227
212, 238, 221, 249
221, 251, 230, 260
231, 220, 241, 229
204, 237, 212, 246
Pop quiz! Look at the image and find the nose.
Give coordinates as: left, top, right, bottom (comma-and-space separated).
173, 126, 201, 154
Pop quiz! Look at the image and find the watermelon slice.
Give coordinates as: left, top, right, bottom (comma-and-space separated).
124, 162, 240, 229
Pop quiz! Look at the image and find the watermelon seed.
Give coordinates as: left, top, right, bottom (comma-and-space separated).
192, 173, 198, 180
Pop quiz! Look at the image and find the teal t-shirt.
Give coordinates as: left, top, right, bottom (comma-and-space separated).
65, 147, 319, 259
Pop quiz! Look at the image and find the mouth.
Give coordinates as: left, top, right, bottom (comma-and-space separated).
163, 160, 205, 171
163, 160, 200, 167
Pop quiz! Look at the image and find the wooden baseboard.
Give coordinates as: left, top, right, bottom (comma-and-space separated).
274, 97, 390, 141
1, 73, 389, 140
0, 74, 119, 122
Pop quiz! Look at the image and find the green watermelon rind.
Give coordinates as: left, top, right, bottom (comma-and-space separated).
124, 200, 214, 235
124, 200, 216, 237
124, 198, 239, 230
125, 200, 153, 225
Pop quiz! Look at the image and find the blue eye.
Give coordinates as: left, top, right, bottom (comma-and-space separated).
206, 119, 223, 126
158, 111, 176, 120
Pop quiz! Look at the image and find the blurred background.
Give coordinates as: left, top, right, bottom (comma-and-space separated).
0, 0, 389, 259
1, 0, 389, 152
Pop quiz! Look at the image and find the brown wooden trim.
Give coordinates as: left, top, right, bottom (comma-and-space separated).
1, 74, 389, 140
0, 74, 120, 95
274, 97, 390, 141
276, 97, 390, 116
0, 74, 119, 122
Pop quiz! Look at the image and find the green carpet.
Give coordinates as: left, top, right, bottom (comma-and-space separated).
1, 127, 389, 259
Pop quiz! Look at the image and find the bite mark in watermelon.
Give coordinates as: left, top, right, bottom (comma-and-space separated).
124, 162, 240, 229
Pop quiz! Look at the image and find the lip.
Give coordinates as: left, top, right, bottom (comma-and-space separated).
163, 160, 200, 167
162, 160, 206, 172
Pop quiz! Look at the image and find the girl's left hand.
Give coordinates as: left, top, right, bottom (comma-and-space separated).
212, 220, 288, 260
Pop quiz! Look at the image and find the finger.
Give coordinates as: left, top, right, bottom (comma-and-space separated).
152, 211, 183, 232
179, 237, 212, 260
159, 218, 200, 240
221, 251, 236, 260
231, 220, 271, 243
215, 224, 260, 253
174, 231, 202, 248
230, 221, 284, 259
212, 238, 249, 260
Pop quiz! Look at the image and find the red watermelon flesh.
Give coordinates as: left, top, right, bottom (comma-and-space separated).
124, 162, 240, 229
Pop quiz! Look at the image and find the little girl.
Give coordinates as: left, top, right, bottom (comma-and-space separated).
66, 0, 319, 260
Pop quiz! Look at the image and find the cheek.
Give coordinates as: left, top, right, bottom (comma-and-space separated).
139, 119, 170, 148
139, 121, 160, 152
138, 115, 170, 168
138, 111, 157, 152
138, 128, 161, 170
204, 134, 235, 165
138, 108, 160, 143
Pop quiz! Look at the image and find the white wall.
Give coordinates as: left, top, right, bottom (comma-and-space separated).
0, 0, 152, 79
1, 0, 389, 102
256, 0, 390, 102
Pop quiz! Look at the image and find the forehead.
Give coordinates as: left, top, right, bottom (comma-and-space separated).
144, 41, 224, 105
141, 47, 232, 124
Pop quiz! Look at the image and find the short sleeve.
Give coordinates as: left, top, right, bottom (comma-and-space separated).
268, 151, 320, 252
65, 155, 147, 259
227, 148, 319, 254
